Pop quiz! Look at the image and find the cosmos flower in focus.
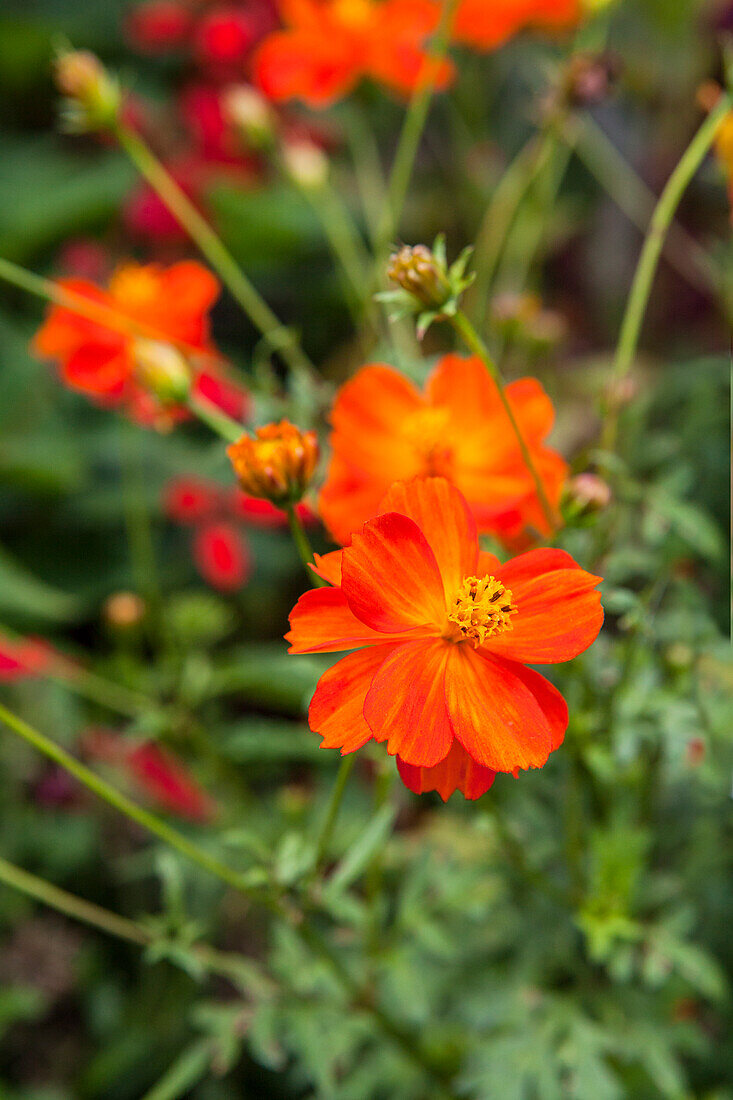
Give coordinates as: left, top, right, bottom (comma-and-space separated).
318, 354, 567, 546
287, 477, 603, 800
254, 0, 452, 108
31, 261, 248, 429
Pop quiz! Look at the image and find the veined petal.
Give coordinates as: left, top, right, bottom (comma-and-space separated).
342, 512, 446, 633
377, 478, 478, 603
485, 553, 604, 664
286, 586, 428, 654
310, 550, 343, 586
397, 741, 496, 801
444, 647, 554, 773
507, 663, 568, 751
363, 638, 454, 767
309, 646, 397, 754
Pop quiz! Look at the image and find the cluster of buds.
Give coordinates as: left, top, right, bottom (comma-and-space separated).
54, 48, 121, 133
227, 420, 319, 507
379, 236, 474, 339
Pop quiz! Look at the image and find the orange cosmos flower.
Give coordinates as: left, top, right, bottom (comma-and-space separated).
227, 420, 319, 505
32, 261, 221, 424
318, 354, 567, 546
253, 0, 452, 108
287, 477, 603, 800
450, 0, 580, 51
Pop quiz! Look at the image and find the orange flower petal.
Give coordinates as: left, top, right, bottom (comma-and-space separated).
254, 29, 360, 106
363, 638, 454, 766
477, 549, 502, 574
397, 740, 496, 801
444, 646, 554, 772
62, 341, 131, 397
310, 550, 343, 586
326, 364, 424, 472
309, 645, 397, 754
286, 586, 423, 654
377, 477, 478, 603
507, 663, 568, 751
341, 511, 446, 633
484, 551, 603, 664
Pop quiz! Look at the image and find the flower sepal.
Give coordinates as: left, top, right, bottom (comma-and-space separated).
378, 235, 475, 339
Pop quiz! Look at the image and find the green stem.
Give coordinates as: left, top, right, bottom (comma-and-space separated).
186, 390, 243, 443
449, 309, 560, 531
374, 0, 458, 259
285, 504, 327, 587
0, 700, 269, 905
113, 122, 317, 385
0, 854, 150, 945
314, 755, 356, 870
602, 96, 732, 453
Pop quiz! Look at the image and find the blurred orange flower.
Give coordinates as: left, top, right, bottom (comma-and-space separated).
32, 261, 230, 426
318, 354, 567, 546
450, 0, 579, 51
287, 478, 603, 800
253, 0, 451, 107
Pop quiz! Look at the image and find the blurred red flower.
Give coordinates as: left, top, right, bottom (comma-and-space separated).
0, 636, 57, 681
318, 355, 567, 547
450, 0, 580, 51
254, 0, 452, 108
193, 521, 252, 590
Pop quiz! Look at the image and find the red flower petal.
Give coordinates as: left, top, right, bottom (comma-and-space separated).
309, 645, 397, 753
397, 740, 496, 801
363, 638, 454, 767
193, 522, 250, 591
444, 647, 555, 773
286, 586, 430, 654
341, 512, 446, 634
164, 477, 220, 523
126, 741, 215, 821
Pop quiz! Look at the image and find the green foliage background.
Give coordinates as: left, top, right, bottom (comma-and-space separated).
0, 0, 731, 1097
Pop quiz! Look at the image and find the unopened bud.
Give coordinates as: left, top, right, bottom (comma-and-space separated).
104, 591, 147, 630
133, 339, 192, 404
281, 139, 329, 190
387, 245, 451, 310
54, 49, 120, 133
566, 473, 612, 514
560, 51, 621, 108
224, 84, 277, 149
227, 420, 319, 506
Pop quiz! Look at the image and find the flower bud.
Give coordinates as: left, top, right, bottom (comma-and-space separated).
227, 420, 319, 506
223, 84, 277, 149
54, 49, 121, 133
560, 52, 622, 108
566, 473, 612, 514
103, 591, 147, 630
133, 339, 192, 404
281, 138, 329, 190
387, 244, 452, 311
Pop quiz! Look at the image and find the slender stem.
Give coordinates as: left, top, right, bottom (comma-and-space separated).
602, 95, 732, 453
113, 122, 317, 385
374, 0, 458, 259
0, 256, 208, 356
285, 504, 327, 587
186, 390, 244, 443
0, 854, 150, 945
566, 114, 718, 294
0, 700, 269, 905
314, 755, 357, 870
449, 309, 560, 530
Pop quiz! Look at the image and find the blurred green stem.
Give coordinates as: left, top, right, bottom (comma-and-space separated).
285, 504, 327, 587
449, 309, 559, 531
187, 390, 243, 443
113, 121, 317, 386
313, 755, 357, 872
602, 95, 732, 454
119, 421, 162, 620
374, 0, 458, 260
0, 701, 271, 906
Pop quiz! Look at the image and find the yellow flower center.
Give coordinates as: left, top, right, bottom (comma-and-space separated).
403, 407, 453, 477
446, 575, 518, 647
109, 264, 160, 311
331, 0, 373, 29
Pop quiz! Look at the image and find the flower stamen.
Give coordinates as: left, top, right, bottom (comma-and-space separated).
446, 575, 518, 647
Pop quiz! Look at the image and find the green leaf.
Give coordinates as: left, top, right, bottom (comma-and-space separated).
325, 802, 397, 895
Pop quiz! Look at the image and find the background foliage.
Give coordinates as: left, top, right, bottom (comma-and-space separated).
0, 0, 731, 1097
